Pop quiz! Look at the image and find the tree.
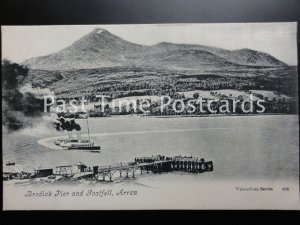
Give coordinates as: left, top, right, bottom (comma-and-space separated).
2, 59, 29, 91
193, 92, 199, 99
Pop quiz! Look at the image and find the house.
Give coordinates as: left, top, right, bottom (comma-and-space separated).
3, 164, 23, 180
33, 166, 53, 178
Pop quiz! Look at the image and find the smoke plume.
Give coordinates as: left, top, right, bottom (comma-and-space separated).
2, 60, 53, 131
54, 117, 81, 132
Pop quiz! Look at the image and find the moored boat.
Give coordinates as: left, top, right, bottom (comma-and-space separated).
54, 117, 101, 151
60, 139, 101, 150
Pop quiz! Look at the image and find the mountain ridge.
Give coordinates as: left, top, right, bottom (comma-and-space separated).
23, 28, 287, 70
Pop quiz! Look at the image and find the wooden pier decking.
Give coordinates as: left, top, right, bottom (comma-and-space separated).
85, 155, 214, 182
4, 155, 213, 183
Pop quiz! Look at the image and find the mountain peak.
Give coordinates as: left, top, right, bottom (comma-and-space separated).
74, 28, 116, 42
92, 28, 111, 36
23, 30, 288, 70
69, 28, 122, 50
93, 28, 104, 32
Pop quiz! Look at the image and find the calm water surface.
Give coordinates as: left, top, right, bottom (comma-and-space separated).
3, 115, 299, 181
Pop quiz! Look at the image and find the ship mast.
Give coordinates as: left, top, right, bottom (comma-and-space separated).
86, 116, 91, 142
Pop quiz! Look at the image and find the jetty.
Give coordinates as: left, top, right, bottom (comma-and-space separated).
3, 155, 213, 183
91, 155, 213, 181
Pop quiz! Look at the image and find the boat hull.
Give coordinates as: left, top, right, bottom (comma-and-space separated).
67, 146, 101, 150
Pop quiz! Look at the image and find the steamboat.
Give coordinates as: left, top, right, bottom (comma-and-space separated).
55, 117, 101, 151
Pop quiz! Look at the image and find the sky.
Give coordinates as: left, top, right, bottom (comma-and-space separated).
1, 22, 298, 65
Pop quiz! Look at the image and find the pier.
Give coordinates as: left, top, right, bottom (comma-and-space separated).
91, 155, 213, 182
4, 155, 213, 183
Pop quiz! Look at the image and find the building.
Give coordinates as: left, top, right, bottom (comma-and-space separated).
33, 166, 53, 178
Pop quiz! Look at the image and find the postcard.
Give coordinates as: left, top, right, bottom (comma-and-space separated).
2, 23, 299, 210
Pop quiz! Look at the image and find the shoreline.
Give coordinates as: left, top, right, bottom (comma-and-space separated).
84, 113, 298, 119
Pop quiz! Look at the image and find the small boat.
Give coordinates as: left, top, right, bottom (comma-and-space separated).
6, 161, 16, 166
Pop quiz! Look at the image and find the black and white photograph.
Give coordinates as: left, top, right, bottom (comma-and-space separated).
1, 22, 299, 210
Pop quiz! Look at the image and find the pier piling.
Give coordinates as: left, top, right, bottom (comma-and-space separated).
88, 155, 213, 182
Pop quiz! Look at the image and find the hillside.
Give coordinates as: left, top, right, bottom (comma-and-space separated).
23, 28, 287, 70
22, 28, 296, 99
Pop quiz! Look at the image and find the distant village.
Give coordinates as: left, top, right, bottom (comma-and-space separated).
54, 89, 297, 118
